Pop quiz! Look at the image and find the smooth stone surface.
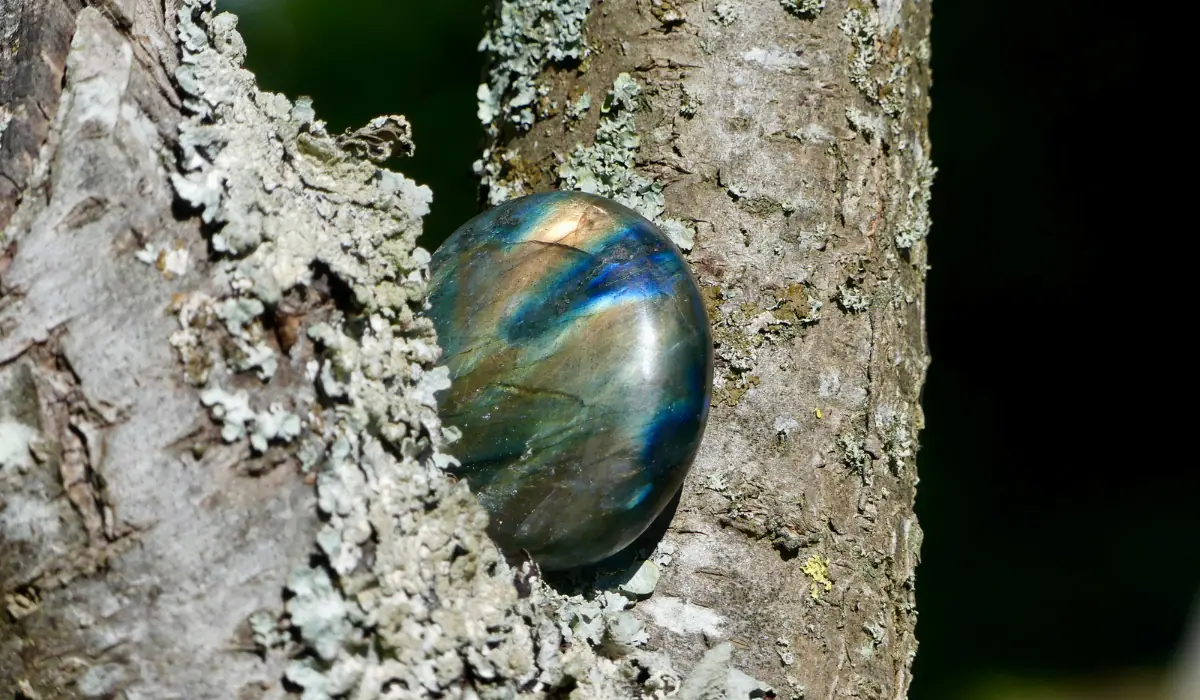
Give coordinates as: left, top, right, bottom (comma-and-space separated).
428, 191, 712, 570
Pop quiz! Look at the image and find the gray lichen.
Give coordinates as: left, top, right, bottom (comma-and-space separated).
477, 0, 591, 131
837, 431, 869, 476
474, 4, 694, 258
616, 560, 661, 599
678, 85, 701, 118
837, 5, 934, 252
839, 7, 879, 100
249, 609, 287, 650
836, 282, 869, 313
710, 1, 740, 26
565, 90, 592, 122
173, 3, 552, 697
780, 0, 825, 19
874, 404, 915, 474
844, 106, 883, 143
199, 387, 301, 453
839, 5, 910, 118
894, 146, 936, 249
677, 643, 776, 700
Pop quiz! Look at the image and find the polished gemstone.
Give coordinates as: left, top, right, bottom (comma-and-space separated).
428, 191, 713, 570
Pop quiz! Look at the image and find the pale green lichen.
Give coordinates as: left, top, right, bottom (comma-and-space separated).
711, 1, 740, 26
477, 0, 591, 130
248, 609, 287, 650
845, 105, 883, 142
780, 0, 825, 19
658, 219, 695, 251
214, 296, 277, 379
565, 90, 591, 121
837, 282, 869, 313
837, 431, 869, 475
895, 146, 936, 249
198, 387, 301, 453
475, 6, 699, 258
839, 5, 933, 251
678, 85, 701, 118
678, 643, 776, 700
875, 404, 915, 474
840, 5, 909, 117
616, 559, 661, 599
173, 4, 540, 697
840, 7, 879, 99
603, 73, 640, 114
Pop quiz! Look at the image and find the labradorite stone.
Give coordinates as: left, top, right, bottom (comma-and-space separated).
428, 191, 713, 570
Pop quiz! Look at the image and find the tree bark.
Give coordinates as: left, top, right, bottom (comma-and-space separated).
0, 0, 930, 698
477, 0, 932, 696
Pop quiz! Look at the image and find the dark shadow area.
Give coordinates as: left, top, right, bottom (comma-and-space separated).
912, 3, 1193, 698
537, 488, 683, 595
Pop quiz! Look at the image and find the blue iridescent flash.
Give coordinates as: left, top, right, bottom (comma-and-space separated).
428, 191, 712, 570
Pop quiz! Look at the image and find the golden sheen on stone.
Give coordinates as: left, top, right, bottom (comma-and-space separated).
428, 192, 713, 570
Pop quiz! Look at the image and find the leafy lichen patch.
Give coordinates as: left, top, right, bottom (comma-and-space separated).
839, 6, 881, 103
477, 0, 591, 131
874, 403, 915, 474
837, 281, 870, 313
839, 3, 913, 120
837, 431, 869, 477
780, 0, 825, 20
199, 387, 300, 453
711, 1, 741, 26
894, 144, 936, 249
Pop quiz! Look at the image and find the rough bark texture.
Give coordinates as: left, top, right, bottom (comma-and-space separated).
0, 0, 930, 698
0, 2, 320, 696
477, 0, 932, 696
0, 0, 82, 228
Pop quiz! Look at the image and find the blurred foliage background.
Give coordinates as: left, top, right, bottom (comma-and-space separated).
223, 1, 1196, 698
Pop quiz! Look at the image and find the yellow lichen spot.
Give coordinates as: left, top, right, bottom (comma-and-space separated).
776, 283, 811, 323
815, 408, 823, 419
801, 555, 832, 600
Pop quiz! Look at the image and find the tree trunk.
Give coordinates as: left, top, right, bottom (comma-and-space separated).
477, 0, 932, 696
0, 0, 930, 698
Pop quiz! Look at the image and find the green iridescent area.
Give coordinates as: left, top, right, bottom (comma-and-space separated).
428, 192, 713, 570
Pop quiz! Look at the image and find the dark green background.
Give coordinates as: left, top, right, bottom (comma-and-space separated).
225, 1, 1193, 696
